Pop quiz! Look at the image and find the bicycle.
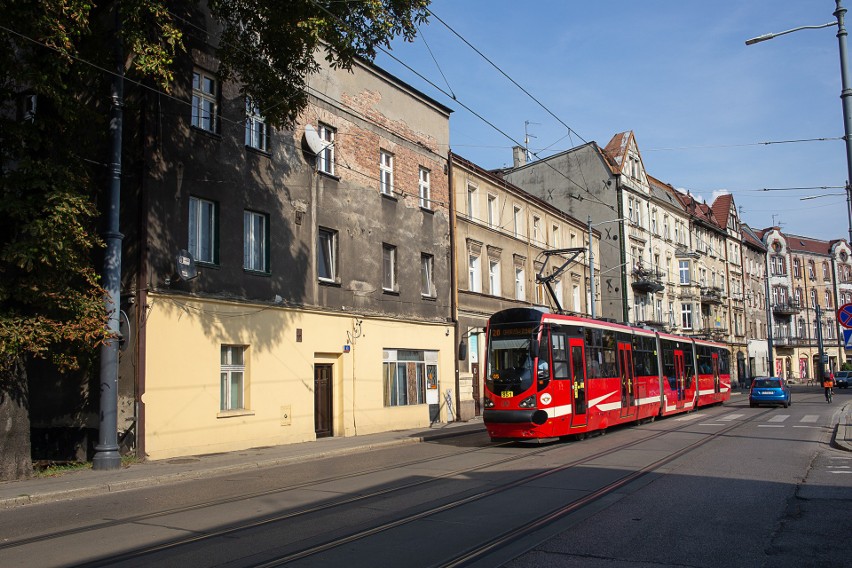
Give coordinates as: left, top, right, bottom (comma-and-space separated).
825, 387, 833, 403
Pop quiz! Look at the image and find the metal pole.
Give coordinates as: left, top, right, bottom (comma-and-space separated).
764, 265, 774, 377
93, 9, 123, 470
835, 0, 852, 244
816, 305, 827, 382
588, 215, 596, 318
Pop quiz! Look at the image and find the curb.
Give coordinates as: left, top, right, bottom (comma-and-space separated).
1, 425, 486, 510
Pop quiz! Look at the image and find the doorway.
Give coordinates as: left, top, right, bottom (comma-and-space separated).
314, 364, 333, 438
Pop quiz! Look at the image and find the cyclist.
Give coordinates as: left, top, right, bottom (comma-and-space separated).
823, 372, 835, 403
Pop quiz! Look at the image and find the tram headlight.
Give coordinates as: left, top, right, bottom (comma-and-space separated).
484, 396, 494, 408
518, 395, 537, 409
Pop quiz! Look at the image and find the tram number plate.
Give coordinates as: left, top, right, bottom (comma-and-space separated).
500, 391, 513, 398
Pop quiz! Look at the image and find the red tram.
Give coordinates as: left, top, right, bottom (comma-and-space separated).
483, 307, 731, 441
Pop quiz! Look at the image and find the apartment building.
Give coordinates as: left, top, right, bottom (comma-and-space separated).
451, 153, 596, 419
741, 224, 770, 380
119, 35, 455, 459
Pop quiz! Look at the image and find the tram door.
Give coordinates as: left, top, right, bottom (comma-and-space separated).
712, 352, 721, 394
618, 342, 635, 418
569, 339, 587, 427
674, 350, 686, 410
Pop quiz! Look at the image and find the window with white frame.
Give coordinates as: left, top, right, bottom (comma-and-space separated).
663, 215, 669, 240
679, 260, 689, 285
418, 167, 431, 209
383, 243, 397, 291
191, 69, 218, 132
421, 253, 435, 297
489, 258, 501, 296
467, 184, 478, 220
487, 194, 498, 227
189, 196, 217, 264
811, 288, 817, 307
317, 123, 335, 175
244, 98, 269, 151
513, 205, 523, 238
318, 227, 338, 282
468, 252, 481, 292
383, 349, 437, 407
243, 210, 268, 272
380, 150, 394, 195
515, 266, 525, 300
220, 345, 246, 411
551, 224, 560, 248
825, 289, 831, 308
573, 284, 581, 312
532, 216, 542, 244
681, 303, 693, 329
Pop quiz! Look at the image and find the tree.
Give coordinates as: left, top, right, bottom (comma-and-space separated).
0, 0, 430, 480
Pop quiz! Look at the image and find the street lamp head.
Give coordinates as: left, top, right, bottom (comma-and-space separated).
745, 33, 775, 45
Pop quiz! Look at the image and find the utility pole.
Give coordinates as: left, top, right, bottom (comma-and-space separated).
93, 8, 124, 470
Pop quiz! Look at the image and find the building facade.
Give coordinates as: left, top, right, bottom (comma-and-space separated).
450, 153, 596, 419
120, 34, 456, 459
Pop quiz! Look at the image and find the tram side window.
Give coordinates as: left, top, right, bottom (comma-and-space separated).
661, 343, 676, 390
717, 348, 730, 374
697, 345, 713, 375
632, 335, 659, 377
551, 333, 570, 380
537, 331, 551, 390
684, 348, 696, 388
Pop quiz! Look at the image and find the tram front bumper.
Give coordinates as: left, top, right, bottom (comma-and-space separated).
483, 409, 548, 425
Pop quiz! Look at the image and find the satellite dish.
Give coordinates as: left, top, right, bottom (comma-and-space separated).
304, 124, 327, 154
175, 249, 198, 281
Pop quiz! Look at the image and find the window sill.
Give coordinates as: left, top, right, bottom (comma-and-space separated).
244, 268, 271, 277
245, 145, 271, 158
381, 192, 398, 202
420, 206, 434, 215
217, 409, 255, 419
383, 288, 400, 296
190, 126, 222, 140
421, 294, 437, 302
319, 277, 341, 287
317, 170, 340, 182
196, 261, 219, 270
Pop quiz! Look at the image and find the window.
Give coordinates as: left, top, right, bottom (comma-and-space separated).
551, 224, 560, 248
808, 260, 815, 279
191, 69, 218, 132
421, 253, 435, 297
515, 266, 525, 300
383, 244, 397, 291
383, 349, 437, 407
380, 150, 394, 195
243, 210, 269, 272
810, 288, 817, 307
681, 304, 693, 330
825, 289, 832, 308
663, 215, 670, 240
244, 98, 269, 151
418, 167, 431, 210
487, 194, 498, 227
318, 227, 338, 282
513, 206, 523, 238
679, 260, 689, 285
793, 258, 801, 278
220, 345, 246, 411
823, 262, 830, 281
468, 253, 481, 292
532, 215, 542, 244
188, 196, 218, 264
489, 258, 501, 296
317, 123, 335, 175
467, 185, 478, 219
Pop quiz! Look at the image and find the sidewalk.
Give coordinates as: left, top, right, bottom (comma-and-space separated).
2, 393, 850, 510
0, 419, 486, 510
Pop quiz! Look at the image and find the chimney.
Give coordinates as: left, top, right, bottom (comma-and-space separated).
513, 145, 526, 168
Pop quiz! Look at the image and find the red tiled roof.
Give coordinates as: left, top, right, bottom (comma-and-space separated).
711, 193, 733, 227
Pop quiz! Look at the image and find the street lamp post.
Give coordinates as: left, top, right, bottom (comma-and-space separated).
746, 0, 852, 244
588, 216, 626, 318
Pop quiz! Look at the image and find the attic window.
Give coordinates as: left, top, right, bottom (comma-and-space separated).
800, 241, 806, 246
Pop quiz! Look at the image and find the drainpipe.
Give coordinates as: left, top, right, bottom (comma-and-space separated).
448, 152, 460, 422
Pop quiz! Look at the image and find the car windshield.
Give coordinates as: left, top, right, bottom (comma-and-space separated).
752, 379, 782, 389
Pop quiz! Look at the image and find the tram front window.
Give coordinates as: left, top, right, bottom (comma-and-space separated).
486, 334, 535, 395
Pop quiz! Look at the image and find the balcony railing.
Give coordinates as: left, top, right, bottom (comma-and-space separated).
772, 335, 812, 347
631, 266, 665, 293
700, 286, 724, 305
772, 300, 802, 316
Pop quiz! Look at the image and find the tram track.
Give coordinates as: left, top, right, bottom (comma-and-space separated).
52, 404, 773, 568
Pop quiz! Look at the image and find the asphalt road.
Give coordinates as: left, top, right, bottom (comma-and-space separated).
0, 388, 849, 568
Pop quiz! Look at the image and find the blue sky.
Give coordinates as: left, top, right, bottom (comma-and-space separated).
375, 0, 852, 241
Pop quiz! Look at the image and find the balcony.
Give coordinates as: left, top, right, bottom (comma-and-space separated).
631, 266, 664, 293
700, 286, 724, 305
675, 244, 699, 259
772, 301, 802, 316
694, 326, 728, 340
772, 335, 812, 347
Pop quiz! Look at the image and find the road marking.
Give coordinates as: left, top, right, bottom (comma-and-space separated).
768, 415, 790, 423
792, 426, 823, 429
758, 425, 784, 428
830, 471, 852, 474
698, 423, 725, 426
720, 414, 744, 422
800, 415, 820, 423
674, 414, 700, 421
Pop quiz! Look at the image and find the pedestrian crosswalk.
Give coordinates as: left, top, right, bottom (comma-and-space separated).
673, 413, 826, 428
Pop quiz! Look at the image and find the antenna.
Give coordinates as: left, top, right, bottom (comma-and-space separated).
304, 124, 328, 154
524, 120, 540, 163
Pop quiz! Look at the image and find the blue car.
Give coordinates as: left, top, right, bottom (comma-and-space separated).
749, 377, 791, 408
